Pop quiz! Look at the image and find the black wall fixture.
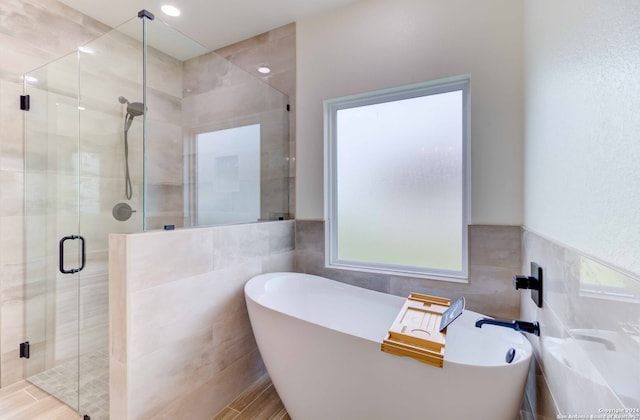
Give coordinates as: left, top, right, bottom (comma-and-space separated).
19, 341, 30, 359
138, 9, 155, 20
20, 95, 30, 111
513, 262, 543, 308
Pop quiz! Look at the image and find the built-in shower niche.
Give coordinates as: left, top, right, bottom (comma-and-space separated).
23, 12, 290, 420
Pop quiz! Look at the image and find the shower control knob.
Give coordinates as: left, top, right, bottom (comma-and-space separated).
112, 202, 136, 222
513, 275, 539, 290
516, 263, 544, 308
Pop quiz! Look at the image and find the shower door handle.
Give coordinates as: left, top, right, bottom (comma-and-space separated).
59, 235, 86, 274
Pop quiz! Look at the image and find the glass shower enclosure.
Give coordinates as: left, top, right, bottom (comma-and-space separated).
23, 11, 289, 419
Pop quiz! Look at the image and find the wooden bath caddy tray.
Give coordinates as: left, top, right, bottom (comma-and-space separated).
381, 293, 451, 368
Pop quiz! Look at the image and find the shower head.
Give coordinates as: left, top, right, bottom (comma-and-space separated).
119, 96, 144, 117
127, 102, 145, 117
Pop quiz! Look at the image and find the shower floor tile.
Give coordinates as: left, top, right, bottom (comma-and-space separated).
26, 349, 109, 420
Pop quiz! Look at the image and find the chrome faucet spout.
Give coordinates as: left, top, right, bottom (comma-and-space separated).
475, 318, 540, 336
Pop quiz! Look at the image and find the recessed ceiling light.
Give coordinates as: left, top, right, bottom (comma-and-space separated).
257, 66, 271, 74
161, 5, 181, 17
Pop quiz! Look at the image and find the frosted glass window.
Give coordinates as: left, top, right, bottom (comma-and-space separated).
325, 78, 469, 281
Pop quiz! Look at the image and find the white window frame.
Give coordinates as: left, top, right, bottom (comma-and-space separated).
323, 76, 471, 282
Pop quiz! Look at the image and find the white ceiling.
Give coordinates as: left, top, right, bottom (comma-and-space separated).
60, 0, 360, 51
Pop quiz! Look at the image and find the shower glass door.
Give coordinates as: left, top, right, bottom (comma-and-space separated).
24, 49, 83, 413
24, 16, 144, 420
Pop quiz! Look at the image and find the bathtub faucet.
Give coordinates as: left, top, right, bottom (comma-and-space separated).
475, 318, 540, 336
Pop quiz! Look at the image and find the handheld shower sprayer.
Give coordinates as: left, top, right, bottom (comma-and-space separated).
119, 96, 145, 118
118, 95, 145, 200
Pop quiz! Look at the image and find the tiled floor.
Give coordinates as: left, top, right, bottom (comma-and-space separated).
212, 373, 290, 420
26, 349, 109, 420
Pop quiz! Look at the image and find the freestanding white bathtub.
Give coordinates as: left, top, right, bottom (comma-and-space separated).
245, 272, 532, 420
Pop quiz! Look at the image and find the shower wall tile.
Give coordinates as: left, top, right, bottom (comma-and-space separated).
261, 178, 289, 221
181, 79, 278, 126
146, 215, 184, 232
0, 0, 107, 70
145, 121, 183, 184
0, 298, 24, 386
0, 33, 58, 81
0, 171, 24, 217
147, 87, 183, 127
44, 251, 109, 367
214, 22, 296, 100
145, 184, 184, 230
146, 48, 183, 99
0, 157, 26, 386
0, 81, 23, 172
0, 1, 108, 82
521, 229, 640, 418
182, 53, 247, 97
0, 216, 23, 267
109, 220, 294, 419
79, 30, 144, 94
0, 209, 25, 386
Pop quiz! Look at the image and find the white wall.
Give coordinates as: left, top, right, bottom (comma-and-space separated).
296, 0, 524, 224
524, 0, 640, 275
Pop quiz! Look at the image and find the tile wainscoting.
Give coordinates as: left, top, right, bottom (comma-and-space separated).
107, 219, 527, 419
521, 229, 639, 418
12, 217, 636, 420
108, 221, 295, 420
294, 220, 523, 320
